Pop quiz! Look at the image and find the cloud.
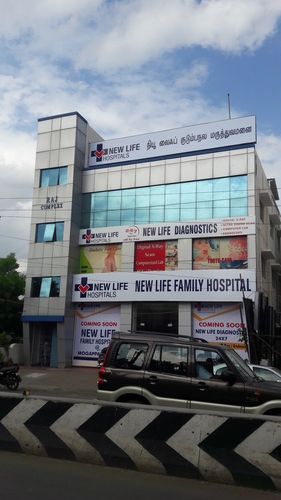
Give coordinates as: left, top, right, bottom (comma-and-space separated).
0, 0, 281, 72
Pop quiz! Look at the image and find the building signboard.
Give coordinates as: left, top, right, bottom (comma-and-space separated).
72, 304, 120, 367
134, 241, 178, 271
80, 244, 122, 273
193, 236, 248, 269
193, 302, 248, 359
89, 116, 256, 168
72, 269, 256, 303
79, 216, 255, 246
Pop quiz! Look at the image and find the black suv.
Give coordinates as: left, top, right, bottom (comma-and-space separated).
97, 332, 281, 415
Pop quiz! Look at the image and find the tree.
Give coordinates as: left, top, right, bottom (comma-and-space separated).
0, 253, 25, 339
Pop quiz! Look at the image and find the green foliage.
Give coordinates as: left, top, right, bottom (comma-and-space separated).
0, 331, 12, 356
0, 253, 25, 338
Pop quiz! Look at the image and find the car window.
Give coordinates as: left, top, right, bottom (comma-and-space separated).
224, 349, 254, 378
149, 344, 188, 376
195, 348, 226, 380
253, 366, 281, 382
114, 342, 148, 370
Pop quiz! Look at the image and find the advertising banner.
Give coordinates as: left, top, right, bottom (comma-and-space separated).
79, 216, 255, 246
80, 244, 122, 273
134, 241, 178, 271
193, 302, 248, 359
72, 305, 120, 367
193, 236, 247, 270
89, 116, 256, 168
72, 269, 256, 303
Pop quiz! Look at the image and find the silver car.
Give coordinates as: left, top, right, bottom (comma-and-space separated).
248, 364, 281, 382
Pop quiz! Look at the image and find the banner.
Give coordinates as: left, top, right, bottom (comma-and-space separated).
72, 270, 256, 303
79, 216, 255, 245
134, 241, 178, 271
89, 116, 256, 168
193, 236, 247, 270
193, 302, 248, 359
72, 305, 120, 367
80, 244, 122, 273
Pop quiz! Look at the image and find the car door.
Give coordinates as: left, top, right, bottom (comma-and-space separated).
142, 343, 191, 408
189, 347, 245, 413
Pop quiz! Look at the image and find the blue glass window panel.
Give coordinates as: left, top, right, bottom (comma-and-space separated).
197, 201, 212, 219
43, 223, 55, 242
165, 206, 180, 222
165, 184, 180, 206
213, 177, 230, 200
213, 200, 230, 218
230, 176, 247, 198
93, 211, 107, 227
55, 222, 64, 241
136, 187, 150, 208
36, 224, 46, 242
40, 277, 52, 297
122, 189, 135, 209
135, 208, 149, 224
93, 192, 108, 210
40, 168, 59, 187
150, 185, 165, 207
230, 198, 247, 217
180, 204, 196, 221
107, 210, 121, 226
108, 191, 121, 210
121, 209, 135, 225
58, 167, 67, 185
150, 207, 164, 222
197, 179, 213, 202
181, 182, 196, 203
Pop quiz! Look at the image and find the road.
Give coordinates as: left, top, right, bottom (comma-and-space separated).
0, 451, 278, 500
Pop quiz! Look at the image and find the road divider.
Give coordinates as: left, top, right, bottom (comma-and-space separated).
0, 394, 280, 491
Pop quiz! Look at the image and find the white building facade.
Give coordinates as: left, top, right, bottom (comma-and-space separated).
22, 112, 281, 367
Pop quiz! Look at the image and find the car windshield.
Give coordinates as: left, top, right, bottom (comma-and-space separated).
224, 349, 255, 379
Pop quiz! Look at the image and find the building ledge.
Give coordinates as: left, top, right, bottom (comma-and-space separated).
269, 213, 281, 225
22, 315, 64, 323
271, 262, 281, 273
261, 249, 275, 260
260, 191, 273, 207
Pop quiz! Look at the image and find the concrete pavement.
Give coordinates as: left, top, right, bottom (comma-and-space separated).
1, 365, 99, 400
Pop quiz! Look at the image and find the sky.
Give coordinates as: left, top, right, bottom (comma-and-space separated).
1, 0, 281, 272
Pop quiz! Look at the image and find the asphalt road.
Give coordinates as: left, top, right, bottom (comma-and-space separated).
0, 451, 279, 500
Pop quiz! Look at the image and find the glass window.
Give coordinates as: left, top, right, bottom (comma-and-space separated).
107, 210, 121, 226
93, 192, 108, 211
108, 191, 121, 210
197, 179, 213, 219
40, 167, 67, 187
135, 208, 149, 224
31, 277, 61, 297
149, 345, 188, 375
136, 187, 150, 208
150, 185, 165, 207
150, 206, 165, 222
114, 342, 148, 370
165, 184, 180, 206
195, 348, 225, 380
36, 222, 64, 242
122, 189, 135, 209
213, 177, 230, 218
80, 176, 247, 229
165, 205, 180, 222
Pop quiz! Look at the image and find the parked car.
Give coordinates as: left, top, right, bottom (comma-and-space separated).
248, 364, 281, 383
97, 331, 281, 415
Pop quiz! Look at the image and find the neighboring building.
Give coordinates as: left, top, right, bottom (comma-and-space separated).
22, 112, 281, 367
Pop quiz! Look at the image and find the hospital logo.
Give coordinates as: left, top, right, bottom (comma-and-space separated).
75, 277, 93, 298
82, 229, 94, 244
91, 144, 108, 162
